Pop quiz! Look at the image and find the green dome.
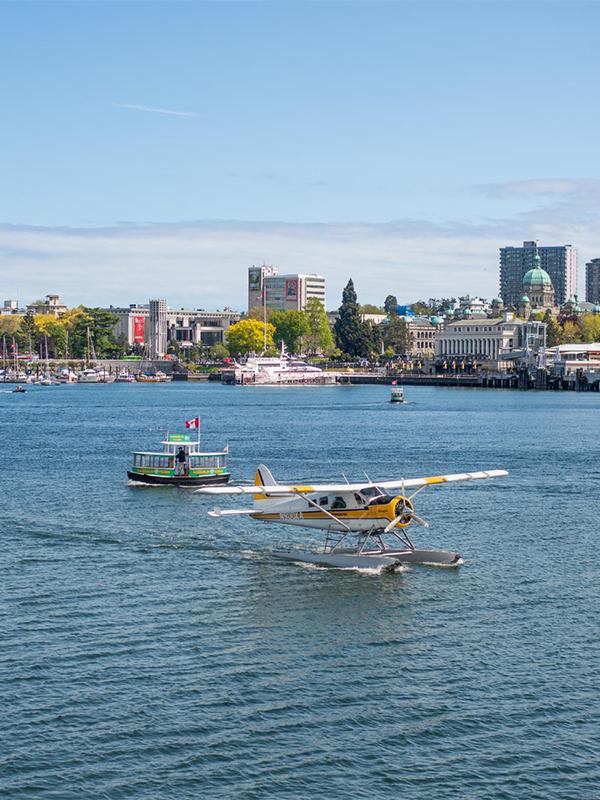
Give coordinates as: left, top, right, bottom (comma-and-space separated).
492, 297, 503, 305
522, 257, 553, 289
463, 308, 472, 316
520, 295, 530, 303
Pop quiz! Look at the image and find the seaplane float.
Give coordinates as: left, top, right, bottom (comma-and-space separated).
196, 464, 508, 571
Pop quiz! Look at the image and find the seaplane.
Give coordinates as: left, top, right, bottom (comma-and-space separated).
196, 464, 509, 571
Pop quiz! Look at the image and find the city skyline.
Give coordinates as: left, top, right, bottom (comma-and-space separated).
2, 1, 600, 306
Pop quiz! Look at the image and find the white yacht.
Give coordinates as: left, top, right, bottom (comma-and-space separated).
78, 368, 99, 383
231, 346, 337, 385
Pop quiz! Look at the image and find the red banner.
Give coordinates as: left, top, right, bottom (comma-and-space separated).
133, 316, 145, 343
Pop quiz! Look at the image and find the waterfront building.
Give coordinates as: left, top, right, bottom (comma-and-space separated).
435, 313, 546, 370
586, 258, 600, 304
247, 265, 326, 312
1, 299, 21, 315
26, 294, 68, 317
547, 342, 600, 379
499, 240, 577, 306
406, 316, 440, 358
148, 298, 168, 359
107, 303, 241, 350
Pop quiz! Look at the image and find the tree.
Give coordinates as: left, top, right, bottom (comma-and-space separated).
411, 301, 434, 315
383, 315, 413, 355
561, 320, 581, 344
335, 279, 361, 356
360, 303, 384, 315
305, 298, 334, 355
68, 307, 122, 358
384, 295, 398, 315
543, 311, 561, 347
579, 313, 600, 343
270, 310, 309, 354
209, 342, 230, 360
226, 319, 275, 354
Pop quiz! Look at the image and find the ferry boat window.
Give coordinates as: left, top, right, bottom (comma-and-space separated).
319, 496, 328, 506
331, 496, 347, 510
354, 493, 365, 505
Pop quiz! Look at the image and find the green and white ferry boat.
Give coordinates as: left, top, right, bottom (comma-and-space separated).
128, 432, 230, 487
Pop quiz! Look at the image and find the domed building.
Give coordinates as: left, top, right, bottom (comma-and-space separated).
521, 254, 556, 313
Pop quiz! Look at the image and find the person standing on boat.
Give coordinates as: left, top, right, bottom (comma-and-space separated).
176, 447, 187, 475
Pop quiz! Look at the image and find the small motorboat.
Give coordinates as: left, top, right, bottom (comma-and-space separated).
390, 385, 404, 403
13, 385, 26, 393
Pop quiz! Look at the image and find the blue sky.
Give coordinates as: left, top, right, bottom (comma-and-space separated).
2, 0, 600, 308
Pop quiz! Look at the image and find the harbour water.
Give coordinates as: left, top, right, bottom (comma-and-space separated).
1, 383, 599, 799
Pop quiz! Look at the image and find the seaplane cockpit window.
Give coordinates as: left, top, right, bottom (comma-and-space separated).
367, 493, 392, 506
360, 487, 381, 499
319, 496, 328, 506
331, 496, 347, 510
354, 493, 365, 505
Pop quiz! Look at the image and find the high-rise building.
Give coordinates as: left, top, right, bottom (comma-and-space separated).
148, 298, 167, 358
499, 240, 577, 307
247, 265, 326, 312
585, 258, 600, 305
248, 264, 278, 312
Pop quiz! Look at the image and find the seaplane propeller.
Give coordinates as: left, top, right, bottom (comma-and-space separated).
383, 480, 430, 532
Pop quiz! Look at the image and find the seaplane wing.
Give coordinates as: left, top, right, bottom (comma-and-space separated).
196, 469, 508, 496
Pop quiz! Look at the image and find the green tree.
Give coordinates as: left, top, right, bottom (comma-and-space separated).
209, 342, 230, 360
68, 307, 121, 359
335, 279, 369, 357
304, 298, 334, 355
270, 310, 309, 353
20, 311, 37, 354
226, 319, 275, 354
543, 311, 561, 347
383, 315, 413, 355
561, 320, 581, 344
579, 313, 600, 343
411, 301, 434, 315
360, 303, 384, 315
384, 295, 398, 315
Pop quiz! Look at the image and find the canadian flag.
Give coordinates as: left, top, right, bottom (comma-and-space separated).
185, 416, 200, 429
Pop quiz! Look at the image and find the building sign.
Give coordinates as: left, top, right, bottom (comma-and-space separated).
248, 268, 262, 291
285, 279, 298, 300
133, 315, 145, 343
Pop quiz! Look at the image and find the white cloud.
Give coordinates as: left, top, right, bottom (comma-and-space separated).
1, 206, 599, 310
111, 102, 200, 118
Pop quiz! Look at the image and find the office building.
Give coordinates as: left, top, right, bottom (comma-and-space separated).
148, 298, 168, 359
499, 240, 576, 307
248, 265, 278, 312
586, 258, 600, 305
108, 304, 240, 350
26, 294, 68, 317
247, 265, 326, 312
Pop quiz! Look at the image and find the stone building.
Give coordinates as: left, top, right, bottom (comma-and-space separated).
435, 313, 546, 369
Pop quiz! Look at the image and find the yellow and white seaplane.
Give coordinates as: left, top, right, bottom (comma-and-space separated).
196, 464, 508, 570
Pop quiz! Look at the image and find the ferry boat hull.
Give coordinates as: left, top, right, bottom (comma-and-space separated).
127, 470, 231, 487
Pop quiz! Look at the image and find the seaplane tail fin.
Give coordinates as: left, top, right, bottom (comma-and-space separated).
255, 464, 277, 487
